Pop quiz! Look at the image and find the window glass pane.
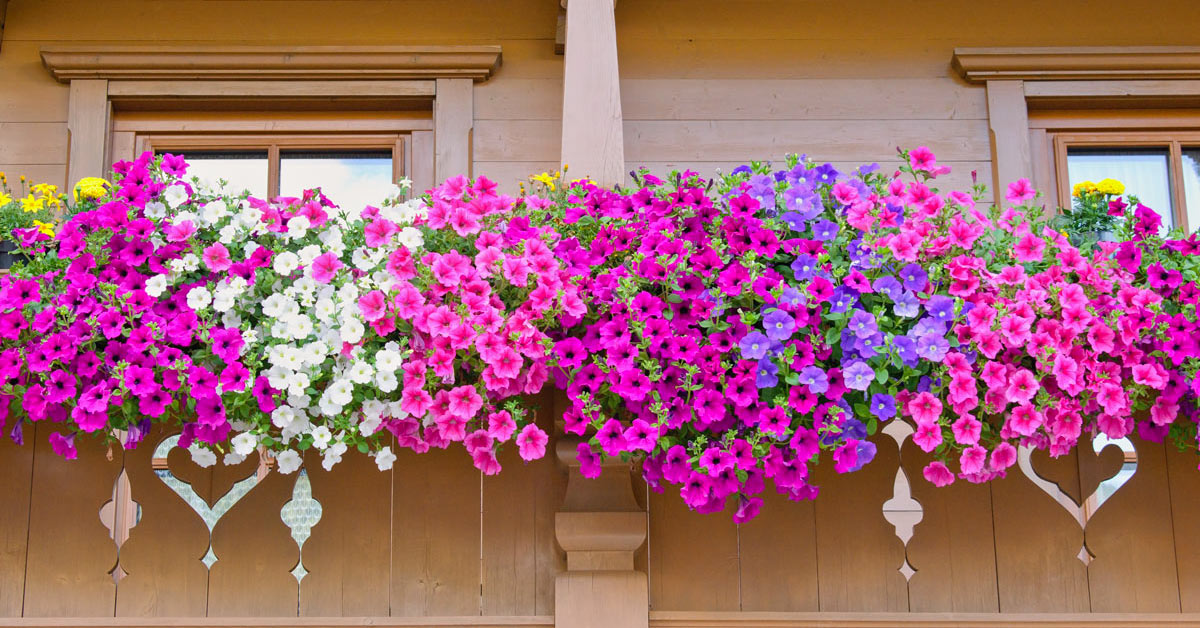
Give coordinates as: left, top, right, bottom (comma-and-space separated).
173, 151, 269, 198
280, 151, 394, 214
1067, 147, 1173, 232
1183, 148, 1200, 234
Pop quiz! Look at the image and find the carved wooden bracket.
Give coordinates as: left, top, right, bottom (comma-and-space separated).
40, 45, 502, 82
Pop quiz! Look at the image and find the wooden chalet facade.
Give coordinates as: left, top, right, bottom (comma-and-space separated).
3, 0, 1200, 626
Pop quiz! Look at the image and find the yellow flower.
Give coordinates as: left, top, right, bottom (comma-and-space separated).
530, 172, 557, 191
20, 194, 45, 213
1072, 181, 1097, 198
1096, 178, 1125, 195
32, 183, 58, 197
0, 192, 11, 206
74, 176, 110, 202
33, 220, 55, 237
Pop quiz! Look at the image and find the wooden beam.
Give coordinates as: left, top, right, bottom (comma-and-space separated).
107, 79, 436, 99
66, 79, 111, 190
649, 611, 1200, 627
984, 80, 1032, 203
560, 0, 625, 187
0, 0, 9, 53
434, 78, 473, 182
953, 46, 1200, 83
40, 45, 502, 82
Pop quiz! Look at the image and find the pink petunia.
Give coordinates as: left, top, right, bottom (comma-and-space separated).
358, 290, 387, 322
363, 218, 398, 247
913, 421, 943, 452
923, 461, 955, 487
1012, 233, 1045, 263
516, 424, 549, 461
164, 220, 197, 242
907, 391, 943, 425
202, 243, 232, 272
959, 445, 987, 474
310, 252, 343, 284
1005, 178, 1037, 204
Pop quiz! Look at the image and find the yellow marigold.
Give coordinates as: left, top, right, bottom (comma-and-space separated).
1096, 178, 1125, 195
31, 183, 58, 197
33, 220, 55, 237
20, 194, 45, 213
1072, 181, 1097, 198
74, 176, 110, 202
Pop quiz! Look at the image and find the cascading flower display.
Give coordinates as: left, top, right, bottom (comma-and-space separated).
1, 148, 1198, 524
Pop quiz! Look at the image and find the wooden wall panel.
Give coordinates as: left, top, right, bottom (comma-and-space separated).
206, 460, 299, 617
0, 122, 68, 164
1085, 435, 1180, 612
1167, 443, 1200, 611
481, 437, 566, 616
736, 486, 819, 611
301, 448, 393, 617
990, 450, 1090, 613
900, 440, 999, 612
114, 427, 210, 617
0, 41, 68, 122
22, 425, 122, 617
0, 430, 34, 617
647, 487, 739, 611
812, 434, 908, 612
0, 164, 66, 189
391, 448, 482, 617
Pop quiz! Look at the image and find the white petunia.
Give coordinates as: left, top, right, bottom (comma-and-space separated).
288, 215, 311, 238
186, 286, 212, 311
322, 441, 348, 471
315, 297, 336, 322
375, 369, 398, 393
275, 450, 303, 474
375, 447, 397, 471
223, 452, 246, 466
213, 291, 235, 313
272, 405, 297, 429
347, 360, 374, 384
145, 200, 167, 219
274, 251, 300, 276
290, 315, 313, 340
202, 199, 229, 223
145, 275, 168, 298
287, 371, 310, 397
310, 425, 333, 450
164, 184, 189, 209
218, 225, 237, 244
327, 379, 355, 406
298, 245, 321, 266
181, 253, 200, 272
397, 226, 424, 249
340, 318, 365, 344
375, 349, 401, 373
231, 432, 258, 457
188, 444, 217, 468
360, 414, 383, 436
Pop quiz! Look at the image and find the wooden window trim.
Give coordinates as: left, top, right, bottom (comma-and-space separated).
43, 45, 490, 190
951, 47, 1200, 206
1047, 130, 1200, 230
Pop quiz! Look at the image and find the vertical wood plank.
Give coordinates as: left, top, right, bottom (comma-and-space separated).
1167, 442, 1200, 611
109, 130, 136, 168
560, 0, 625, 186
391, 447, 482, 616
434, 78, 473, 183
736, 485, 819, 611
990, 450, 1090, 612
901, 439, 999, 612
812, 433, 909, 612
482, 409, 566, 616
23, 425, 122, 617
114, 427, 210, 617
1028, 127, 1056, 207
985, 80, 1032, 199
647, 486, 739, 611
0, 430, 33, 617
1085, 434, 1180, 612
411, 129, 435, 194
206, 460, 299, 617
300, 448, 392, 617
66, 79, 110, 190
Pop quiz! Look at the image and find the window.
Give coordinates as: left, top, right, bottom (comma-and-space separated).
133, 131, 409, 211
1052, 134, 1200, 233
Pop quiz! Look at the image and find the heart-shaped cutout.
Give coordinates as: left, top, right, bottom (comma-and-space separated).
1017, 435, 1137, 564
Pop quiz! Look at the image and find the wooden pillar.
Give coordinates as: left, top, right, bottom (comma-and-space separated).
66, 79, 111, 190
554, 437, 648, 628
985, 80, 1033, 201
434, 78, 473, 183
560, 0, 625, 187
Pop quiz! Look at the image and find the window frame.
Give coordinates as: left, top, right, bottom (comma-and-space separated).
1049, 131, 1200, 231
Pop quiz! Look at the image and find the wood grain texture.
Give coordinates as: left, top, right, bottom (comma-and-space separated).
301, 448, 392, 617
434, 78, 473, 182
0, 41, 68, 122
22, 424, 122, 617
206, 460, 299, 617
0, 429, 33, 617
812, 434, 908, 612
65, 79, 110, 189
990, 454, 1090, 612
647, 486, 739, 611
560, 0, 624, 186
1085, 435, 1179, 612
391, 447, 482, 617
0, 123, 68, 165
985, 80, 1033, 198
736, 485, 819, 611
481, 432, 566, 616
1167, 442, 1200, 611
900, 439, 999, 612
114, 427, 210, 617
